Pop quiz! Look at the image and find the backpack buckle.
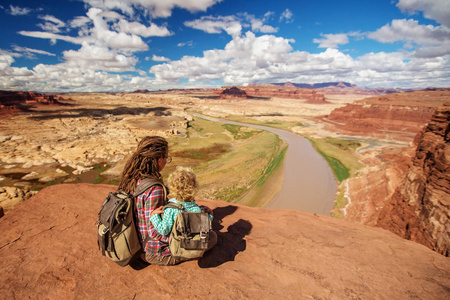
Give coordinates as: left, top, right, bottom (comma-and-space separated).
199, 231, 207, 242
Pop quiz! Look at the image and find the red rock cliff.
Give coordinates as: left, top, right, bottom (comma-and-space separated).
377, 103, 450, 256
325, 91, 450, 141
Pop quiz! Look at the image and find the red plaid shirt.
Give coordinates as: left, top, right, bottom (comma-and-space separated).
135, 179, 170, 256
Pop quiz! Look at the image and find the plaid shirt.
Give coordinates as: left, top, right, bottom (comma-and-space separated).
135, 179, 170, 256
150, 198, 214, 237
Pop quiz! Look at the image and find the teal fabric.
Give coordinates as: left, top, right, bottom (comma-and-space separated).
150, 198, 213, 236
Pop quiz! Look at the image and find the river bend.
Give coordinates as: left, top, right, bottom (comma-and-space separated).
195, 114, 337, 215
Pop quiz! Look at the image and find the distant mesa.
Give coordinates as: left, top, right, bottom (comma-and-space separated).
219, 87, 249, 99
217, 84, 328, 103
0, 90, 67, 116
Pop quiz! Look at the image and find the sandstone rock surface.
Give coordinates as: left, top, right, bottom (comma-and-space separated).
0, 183, 449, 299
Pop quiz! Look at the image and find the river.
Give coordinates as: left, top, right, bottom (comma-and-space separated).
195, 114, 337, 215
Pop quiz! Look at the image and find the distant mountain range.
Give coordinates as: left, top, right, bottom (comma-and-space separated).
273, 82, 356, 89
271, 82, 420, 95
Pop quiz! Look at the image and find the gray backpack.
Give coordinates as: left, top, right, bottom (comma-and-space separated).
164, 203, 213, 259
97, 178, 167, 266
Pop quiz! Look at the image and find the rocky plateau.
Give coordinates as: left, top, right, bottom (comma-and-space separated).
0, 84, 450, 298
0, 86, 449, 260
0, 183, 448, 299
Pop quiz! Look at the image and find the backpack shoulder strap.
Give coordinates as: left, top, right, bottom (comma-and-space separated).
133, 178, 167, 198
164, 202, 184, 211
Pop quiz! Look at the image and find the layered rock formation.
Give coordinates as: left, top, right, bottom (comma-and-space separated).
377, 103, 450, 256
0, 183, 449, 299
0, 90, 64, 116
325, 90, 450, 141
215, 84, 327, 103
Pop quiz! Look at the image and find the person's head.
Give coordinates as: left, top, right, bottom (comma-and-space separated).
168, 166, 199, 203
118, 136, 170, 193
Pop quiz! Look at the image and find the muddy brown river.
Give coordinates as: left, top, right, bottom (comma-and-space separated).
196, 114, 337, 215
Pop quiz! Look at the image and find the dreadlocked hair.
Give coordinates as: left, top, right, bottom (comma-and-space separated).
118, 136, 168, 194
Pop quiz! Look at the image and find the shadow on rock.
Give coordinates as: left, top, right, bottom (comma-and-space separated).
28, 106, 170, 120
198, 205, 253, 268
130, 205, 252, 270
129, 256, 150, 271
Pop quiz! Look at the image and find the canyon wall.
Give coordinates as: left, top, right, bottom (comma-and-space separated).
325, 90, 450, 141
377, 103, 450, 256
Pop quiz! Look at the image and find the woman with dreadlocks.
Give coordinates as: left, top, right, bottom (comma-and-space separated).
118, 136, 194, 266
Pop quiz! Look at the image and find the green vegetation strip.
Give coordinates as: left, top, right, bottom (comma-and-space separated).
307, 137, 364, 183
245, 142, 287, 207
308, 139, 349, 182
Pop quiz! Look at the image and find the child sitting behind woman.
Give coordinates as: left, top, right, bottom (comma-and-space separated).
150, 166, 217, 259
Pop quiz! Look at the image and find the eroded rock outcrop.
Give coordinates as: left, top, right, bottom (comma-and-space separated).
0, 186, 37, 215
0, 90, 64, 116
219, 87, 249, 99
215, 84, 327, 103
325, 90, 450, 141
377, 103, 450, 256
0, 183, 449, 298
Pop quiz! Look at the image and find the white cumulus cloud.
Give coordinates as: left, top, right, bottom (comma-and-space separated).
280, 9, 294, 23
7, 5, 32, 16
184, 16, 243, 37
148, 31, 449, 88
152, 55, 171, 62
37, 15, 66, 33
367, 19, 450, 58
397, 0, 450, 27
313, 33, 349, 48
82, 0, 223, 18
185, 12, 278, 37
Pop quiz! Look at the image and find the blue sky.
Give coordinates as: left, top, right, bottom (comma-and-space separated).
0, 0, 449, 92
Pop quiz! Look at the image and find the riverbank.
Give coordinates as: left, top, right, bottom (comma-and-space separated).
196, 114, 337, 215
